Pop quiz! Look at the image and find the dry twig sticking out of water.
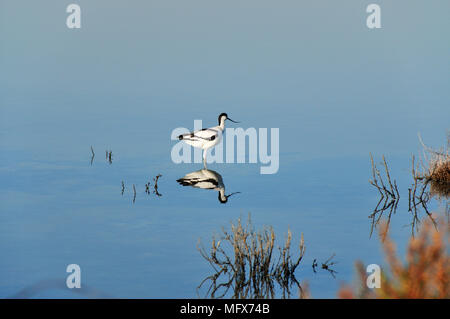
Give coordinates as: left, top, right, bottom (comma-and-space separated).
153, 174, 162, 197
90, 146, 95, 165
408, 155, 435, 235
369, 133, 449, 237
145, 174, 162, 196
107, 150, 113, 164
124, 174, 162, 203
369, 154, 400, 239
312, 253, 338, 278
408, 133, 450, 235
197, 215, 306, 299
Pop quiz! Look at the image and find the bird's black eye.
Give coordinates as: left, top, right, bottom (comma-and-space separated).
210, 135, 215, 141
178, 135, 183, 140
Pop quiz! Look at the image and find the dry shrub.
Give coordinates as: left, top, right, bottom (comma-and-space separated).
197, 215, 307, 299
338, 216, 450, 299
418, 132, 450, 199
428, 158, 450, 198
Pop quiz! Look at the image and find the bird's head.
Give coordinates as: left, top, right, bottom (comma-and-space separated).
218, 113, 239, 125
218, 191, 241, 204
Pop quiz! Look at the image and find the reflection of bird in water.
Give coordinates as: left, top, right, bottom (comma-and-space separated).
178, 113, 239, 167
177, 169, 240, 203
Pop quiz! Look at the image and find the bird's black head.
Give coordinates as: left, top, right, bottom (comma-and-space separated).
218, 192, 228, 204
218, 191, 241, 204
218, 113, 239, 125
218, 113, 228, 124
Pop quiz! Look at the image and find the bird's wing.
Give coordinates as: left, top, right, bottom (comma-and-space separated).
177, 169, 221, 189
180, 127, 220, 142
177, 177, 219, 189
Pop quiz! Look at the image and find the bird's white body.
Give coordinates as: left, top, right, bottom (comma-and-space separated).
180, 124, 224, 151
177, 169, 239, 203
178, 169, 224, 191
178, 113, 237, 166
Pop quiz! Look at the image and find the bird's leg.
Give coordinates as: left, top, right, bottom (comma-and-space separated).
202, 149, 208, 168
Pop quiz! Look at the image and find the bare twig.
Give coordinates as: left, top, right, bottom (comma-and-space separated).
369, 154, 400, 238
90, 146, 95, 165
153, 174, 162, 197
197, 215, 307, 299
321, 253, 338, 279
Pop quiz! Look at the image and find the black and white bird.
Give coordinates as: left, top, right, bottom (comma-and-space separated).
176, 169, 240, 203
178, 113, 239, 166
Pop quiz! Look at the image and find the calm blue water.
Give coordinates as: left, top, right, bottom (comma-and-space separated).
1, 1, 449, 298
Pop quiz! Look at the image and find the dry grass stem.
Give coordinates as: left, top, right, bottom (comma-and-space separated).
197, 215, 306, 299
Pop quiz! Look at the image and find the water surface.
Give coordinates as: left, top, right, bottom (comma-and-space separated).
1, 0, 449, 298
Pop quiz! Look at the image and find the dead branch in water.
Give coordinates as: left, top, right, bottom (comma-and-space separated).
197, 215, 307, 299
90, 146, 95, 165
369, 133, 448, 238
312, 254, 338, 278
153, 174, 162, 197
369, 154, 400, 239
408, 132, 450, 235
144, 174, 162, 196
418, 132, 447, 158
408, 155, 436, 236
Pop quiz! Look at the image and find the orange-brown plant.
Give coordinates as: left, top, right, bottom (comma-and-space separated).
338, 216, 449, 299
